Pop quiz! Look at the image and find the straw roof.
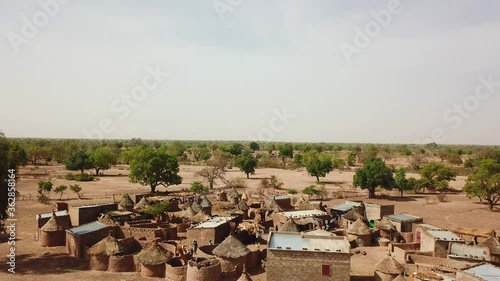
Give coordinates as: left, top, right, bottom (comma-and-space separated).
280, 219, 301, 233
343, 209, 366, 222
40, 212, 64, 232
191, 210, 211, 223
237, 199, 249, 211
183, 200, 192, 210
455, 227, 496, 238
415, 271, 443, 280
137, 242, 173, 265
183, 206, 199, 219
266, 198, 283, 212
98, 214, 117, 226
348, 218, 371, 236
237, 271, 253, 281
191, 200, 202, 213
479, 236, 500, 254
294, 196, 307, 207
227, 187, 240, 199
393, 275, 409, 281
134, 197, 151, 210
374, 254, 404, 275
200, 195, 213, 208
212, 235, 250, 259
119, 194, 134, 209
241, 190, 249, 201
88, 235, 124, 256
375, 217, 396, 231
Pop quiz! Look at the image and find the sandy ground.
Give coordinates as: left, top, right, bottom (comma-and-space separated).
1, 164, 499, 280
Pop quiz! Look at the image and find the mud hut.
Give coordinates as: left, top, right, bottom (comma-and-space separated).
228, 188, 240, 205
342, 208, 367, 228
374, 253, 404, 281
183, 206, 199, 220
137, 242, 174, 278
88, 235, 124, 271
183, 200, 192, 210
348, 218, 372, 246
217, 190, 228, 202
40, 211, 66, 247
134, 197, 151, 211
279, 218, 301, 233
119, 194, 135, 211
376, 217, 396, 239
165, 257, 188, 281
294, 196, 307, 208
200, 195, 213, 216
109, 237, 141, 272
237, 265, 253, 281
212, 235, 250, 277
191, 210, 211, 224
186, 258, 221, 281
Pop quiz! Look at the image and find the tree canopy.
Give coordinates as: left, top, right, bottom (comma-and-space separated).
235, 150, 258, 178
419, 162, 456, 192
90, 147, 117, 175
195, 149, 232, 188
394, 167, 416, 197
353, 157, 394, 198
463, 159, 500, 210
302, 152, 333, 182
65, 151, 93, 173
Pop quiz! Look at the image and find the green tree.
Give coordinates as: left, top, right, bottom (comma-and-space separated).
394, 167, 415, 197
143, 201, 170, 217
278, 143, 294, 164
190, 181, 209, 194
463, 159, 500, 211
249, 142, 260, 152
195, 150, 232, 189
69, 184, 83, 199
129, 148, 182, 193
37, 180, 53, 195
420, 163, 457, 192
227, 143, 244, 156
120, 146, 143, 164
65, 151, 93, 173
8, 143, 27, 168
464, 158, 476, 170
235, 151, 258, 179
190, 146, 211, 162
90, 147, 117, 175
446, 153, 463, 165
353, 157, 395, 198
0, 133, 12, 220
347, 152, 357, 166
303, 185, 320, 199
303, 152, 333, 182
54, 185, 68, 200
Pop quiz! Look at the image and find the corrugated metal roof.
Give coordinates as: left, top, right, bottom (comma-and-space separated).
427, 230, 464, 242
192, 216, 234, 229
329, 203, 355, 212
35, 210, 68, 220
386, 214, 422, 222
268, 196, 289, 200
462, 263, 500, 280
278, 210, 328, 218
269, 232, 349, 253
449, 243, 491, 261
66, 221, 107, 236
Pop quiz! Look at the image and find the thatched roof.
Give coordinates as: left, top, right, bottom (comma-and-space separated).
415, 271, 443, 280
479, 236, 500, 254
237, 199, 249, 211
455, 227, 496, 238
307, 229, 336, 237
88, 235, 124, 256
183, 206, 199, 219
200, 196, 213, 208
375, 217, 396, 231
241, 190, 249, 201
191, 200, 202, 213
192, 210, 211, 223
212, 235, 250, 259
294, 196, 307, 207
119, 194, 134, 209
393, 275, 409, 281
40, 212, 64, 232
98, 214, 117, 226
348, 218, 371, 236
137, 242, 173, 265
134, 197, 151, 210
374, 254, 404, 275
280, 219, 301, 233
343, 209, 366, 222
227, 187, 240, 199
183, 200, 192, 210
266, 199, 282, 212
237, 271, 253, 281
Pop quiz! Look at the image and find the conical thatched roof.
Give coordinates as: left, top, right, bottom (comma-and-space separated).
98, 214, 117, 226
192, 210, 211, 223
237, 199, 249, 211
266, 198, 282, 212
227, 187, 240, 199
41, 212, 64, 232
213, 235, 250, 259
294, 196, 307, 207
134, 197, 151, 210
348, 218, 371, 236
183, 206, 199, 219
307, 229, 336, 237
374, 254, 404, 275
119, 194, 134, 209
241, 190, 249, 201
237, 271, 253, 281
343, 208, 366, 222
280, 219, 301, 233
376, 217, 396, 231
137, 242, 173, 265
88, 235, 124, 256
183, 200, 192, 210
191, 200, 202, 213
393, 275, 409, 281
479, 236, 500, 254
200, 195, 213, 208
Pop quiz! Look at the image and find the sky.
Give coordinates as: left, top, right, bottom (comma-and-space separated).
1, 0, 500, 145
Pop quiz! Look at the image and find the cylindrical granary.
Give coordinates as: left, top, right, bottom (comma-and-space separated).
186, 258, 221, 281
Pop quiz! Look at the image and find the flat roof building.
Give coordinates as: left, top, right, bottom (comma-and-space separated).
187, 217, 236, 246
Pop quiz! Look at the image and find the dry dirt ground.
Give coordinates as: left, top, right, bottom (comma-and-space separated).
1, 164, 499, 281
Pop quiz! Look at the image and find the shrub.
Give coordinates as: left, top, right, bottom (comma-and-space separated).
143, 201, 171, 217
70, 184, 83, 199
287, 188, 298, 195
75, 173, 95, 182
64, 173, 76, 180
190, 181, 209, 194
54, 185, 68, 200
224, 177, 248, 189
37, 180, 53, 195
260, 175, 284, 189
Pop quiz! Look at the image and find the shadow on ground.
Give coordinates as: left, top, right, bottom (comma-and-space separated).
0, 253, 87, 275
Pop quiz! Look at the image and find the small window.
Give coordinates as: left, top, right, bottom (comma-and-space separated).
322, 265, 331, 276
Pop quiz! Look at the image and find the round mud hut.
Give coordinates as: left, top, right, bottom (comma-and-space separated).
119, 194, 135, 211
165, 257, 187, 281
212, 235, 250, 277
40, 211, 66, 247
183, 206, 198, 221
348, 218, 372, 247
186, 258, 221, 281
134, 196, 151, 212
137, 242, 174, 278
192, 210, 211, 224
375, 217, 396, 239
88, 235, 124, 271
374, 253, 404, 281
279, 218, 301, 233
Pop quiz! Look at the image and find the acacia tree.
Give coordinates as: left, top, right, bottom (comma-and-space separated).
394, 167, 415, 197
419, 162, 457, 192
65, 151, 93, 173
278, 143, 294, 164
249, 142, 260, 152
195, 150, 232, 188
90, 147, 117, 175
463, 159, 500, 211
235, 150, 257, 179
129, 148, 182, 193
302, 152, 333, 182
353, 157, 395, 198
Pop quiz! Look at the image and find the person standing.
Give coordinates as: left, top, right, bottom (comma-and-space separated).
192, 240, 198, 255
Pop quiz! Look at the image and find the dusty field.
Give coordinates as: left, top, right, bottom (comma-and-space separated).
1, 164, 499, 280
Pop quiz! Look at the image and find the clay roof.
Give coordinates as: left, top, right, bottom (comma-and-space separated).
40, 212, 64, 232
348, 218, 371, 236
279, 219, 301, 233
374, 254, 404, 275
137, 242, 173, 265
213, 235, 250, 259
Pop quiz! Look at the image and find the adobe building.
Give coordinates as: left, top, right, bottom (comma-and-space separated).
279, 218, 301, 233
386, 214, 423, 233
137, 242, 174, 278
448, 243, 492, 269
364, 202, 394, 224
187, 217, 236, 246
66, 221, 111, 258
479, 236, 500, 265
340, 208, 367, 229
347, 218, 372, 247
414, 224, 465, 258
273, 209, 330, 231
68, 203, 118, 226
212, 235, 250, 277
456, 263, 500, 280
40, 212, 67, 247
329, 201, 363, 218
119, 194, 135, 211
266, 196, 293, 211
36, 210, 71, 229
266, 232, 350, 281
186, 258, 222, 281
375, 216, 397, 240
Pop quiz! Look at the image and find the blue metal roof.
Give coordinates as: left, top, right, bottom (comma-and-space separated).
386, 214, 422, 222
66, 221, 106, 236
35, 210, 68, 220
463, 264, 500, 280
329, 203, 355, 212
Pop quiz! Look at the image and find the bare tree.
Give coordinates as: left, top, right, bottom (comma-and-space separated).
195, 150, 232, 189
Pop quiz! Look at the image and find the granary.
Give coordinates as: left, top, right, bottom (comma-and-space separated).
386, 214, 423, 233
236, 199, 250, 217
199, 195, 213, 216
133, 196, 151, 211
341, 208, 368, 229
479, 236, 500, 265
217, 190, 228, 202
191, 210, 211, 224
456, 263, 500, 281
414, 224, 465, 258
183, 205, 198, 220
137, 242, 174, 278
347, 218, 372, 247
448, 243, 491, 269
364, 202, 395, 224
119, 194, 135, 211
273, 209, 330, 231
266, 232, 351, 281
186, 258, 222, 281
375, 216, 397, 240
191, 199, 202, 213
279, 218, 301, 233
68, 203, 118, 226
266, 195, 293, 211
212, 234, 250, 277
87, 235, 124, 271
66, 221, 111, 258
228, 187, 241, 205
40, 211, 67, 247
186, 216, 236, 246
36, 210, 71, 229
373, 253, 405, 281
455, 227, 497, 244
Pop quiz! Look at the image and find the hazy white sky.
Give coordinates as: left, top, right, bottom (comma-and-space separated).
1, 0, 499, 144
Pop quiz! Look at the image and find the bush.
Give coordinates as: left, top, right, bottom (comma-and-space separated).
260, 175, 284, 189
190, 181, 209, 194
54, 185, 68, 200
287, 188, 298, 195
70, 184, 83, 199
224, 177, 248, 189
143, 201, 171, 217
64, 173, 76, 180
37, 180, 53, 195
75, 173, 95, 182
